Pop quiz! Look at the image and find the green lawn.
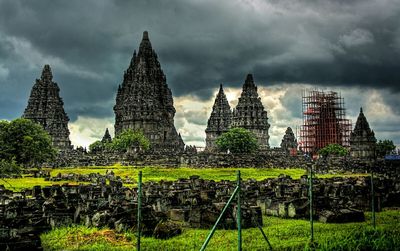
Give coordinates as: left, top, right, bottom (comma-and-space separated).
0, 166, 368, 191
41, 210, 400, 251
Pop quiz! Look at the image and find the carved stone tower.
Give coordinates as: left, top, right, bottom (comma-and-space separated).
22, 65, 72, 150
101, 128, 112, 143
350, 107, 376, 158
113, 31, 184, 152
205, 84, 232, 151
280, 127, 298, 153
232, 74, 270, 149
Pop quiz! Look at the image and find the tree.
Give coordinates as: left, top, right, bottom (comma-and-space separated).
0, 159, 21, 178
111, 129, 150, 152
0, 118, 56, 167
376, 139, 396, 157
89, 140, 111, 153
318, 144, 349, 158
216, 127, 259, 154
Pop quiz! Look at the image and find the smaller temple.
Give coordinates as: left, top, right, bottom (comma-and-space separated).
232, 74, 270, 149
205, 84, 232, 151
101, 128, 112, 143
22, 65, 72, 150
280, 127, 298, 153
350, 107, 376, 158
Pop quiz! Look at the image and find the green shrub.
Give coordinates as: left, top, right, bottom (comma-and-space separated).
216, 128, 258, 154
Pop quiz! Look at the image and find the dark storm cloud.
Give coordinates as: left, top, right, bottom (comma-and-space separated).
0, 0, 400, 123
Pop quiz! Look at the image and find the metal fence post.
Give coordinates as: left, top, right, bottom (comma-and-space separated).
371, 170, 376, 229
309, 164, 314, 243
137, 171, 142, 251
200, 186, 239, 251
237, 170, 242, 251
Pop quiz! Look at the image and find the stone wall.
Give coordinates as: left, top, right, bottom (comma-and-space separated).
50, 149, 400, 176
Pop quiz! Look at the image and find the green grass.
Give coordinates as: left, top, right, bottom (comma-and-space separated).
41, 210, 400, 251
0, 165, 369, 191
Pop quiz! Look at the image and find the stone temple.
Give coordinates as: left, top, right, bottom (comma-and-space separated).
22, 65, 72, 150
350, 107, 376, 158
280, 127, 298, 153
114, 31, 185, 152
101, 128, 112, 143
206, 74, 270, 151
205, 84, 233, 151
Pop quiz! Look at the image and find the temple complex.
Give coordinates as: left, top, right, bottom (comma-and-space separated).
280, 127, 298, 153
350, 107, 376, 158
205, 84, 232, 151
205, 74, 271, 151
113, 31, 184, 152
232, 74, 270, 149
22, 65, 72, 150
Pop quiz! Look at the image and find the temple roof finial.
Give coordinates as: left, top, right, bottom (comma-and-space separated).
41, 64, 53, 81
245, 74, 254, 84
143, 31, 149, 40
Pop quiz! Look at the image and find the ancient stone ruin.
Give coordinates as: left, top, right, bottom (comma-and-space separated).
206, 74, 271, 151
232, 74, 270, 149
22, 65, 72, 150
1, 169, 399, 250
205, 84, 232, 151
280, 127, 298, 153
113, 31, 184, 153
101, 128, 112, 143
300, 90, 352, 154
0, 175, 266, 250
350, 107, 377, 158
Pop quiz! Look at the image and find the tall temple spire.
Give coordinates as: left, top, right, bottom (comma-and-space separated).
101, 128, 112, 143
137, 31, 154, 60
41, 64, 53, 81
205, 84, 232, 151
232, 74, 270, 149
350, 107, 376, 158
23, 65, 72, 150
353, 107, 373, 134
114, 31, 184, 152
244, 74, 255, 88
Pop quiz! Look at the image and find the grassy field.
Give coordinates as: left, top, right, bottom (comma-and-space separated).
0, 165, 368, 191
41, 210, 400, 251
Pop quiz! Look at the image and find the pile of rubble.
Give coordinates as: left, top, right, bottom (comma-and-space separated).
1, 172, 399, 250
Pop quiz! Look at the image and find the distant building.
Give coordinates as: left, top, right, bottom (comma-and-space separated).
350, 107, 376, 158
22, 65, 72, 150
300, 90, 352, 154
113, 31, 184, 152
101, 128, 112, 143
205, 74, 270, 151
281, 127, 298, 153
205, 84, 232, 151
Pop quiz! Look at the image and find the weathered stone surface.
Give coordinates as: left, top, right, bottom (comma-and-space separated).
205, 84, 232, 151
113, 31, 184, 153
318, 209, 365, 223
1, 171, 400, 249
350, 107, 376, 158
22, 65, 72, 150
232, 74, 270, 149
205, 74, 271, 151
281, 127, 298, 153
153, 220, 182, 239
101, 128, 112, 143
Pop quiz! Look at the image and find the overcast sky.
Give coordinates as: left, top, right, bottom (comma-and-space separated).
0, 0, 399, 148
